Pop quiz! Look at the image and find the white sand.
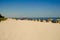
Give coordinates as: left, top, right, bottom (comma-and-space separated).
0, 19, 60, 40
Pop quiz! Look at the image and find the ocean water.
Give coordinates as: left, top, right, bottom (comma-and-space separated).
15, 17, 60, 21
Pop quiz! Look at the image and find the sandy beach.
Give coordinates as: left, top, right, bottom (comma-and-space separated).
0, 19, 60, 40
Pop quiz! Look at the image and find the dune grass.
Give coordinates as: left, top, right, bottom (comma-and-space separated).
0, 18, 7, 22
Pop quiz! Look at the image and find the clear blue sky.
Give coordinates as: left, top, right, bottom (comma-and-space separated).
0, 0, 60, 17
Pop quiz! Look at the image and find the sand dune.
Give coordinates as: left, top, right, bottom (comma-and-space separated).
0, 19, 60, 40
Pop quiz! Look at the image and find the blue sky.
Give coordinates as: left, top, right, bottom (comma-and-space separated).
0, 0, 60, 17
